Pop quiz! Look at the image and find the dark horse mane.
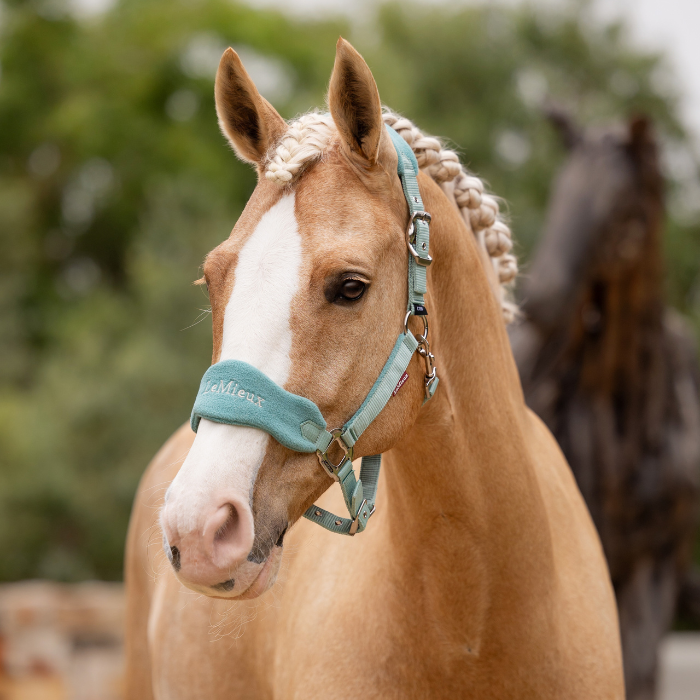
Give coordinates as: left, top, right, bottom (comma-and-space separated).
510, 111, 700, 700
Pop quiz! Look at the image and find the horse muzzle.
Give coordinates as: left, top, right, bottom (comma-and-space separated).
160, 490, 268, 597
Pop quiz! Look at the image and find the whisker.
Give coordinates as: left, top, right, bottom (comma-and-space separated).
181, 308, 212, 332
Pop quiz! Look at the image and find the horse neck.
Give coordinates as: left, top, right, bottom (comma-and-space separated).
380, 176, 553, 590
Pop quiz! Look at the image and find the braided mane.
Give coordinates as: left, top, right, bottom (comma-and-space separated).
264, 110, 517, 322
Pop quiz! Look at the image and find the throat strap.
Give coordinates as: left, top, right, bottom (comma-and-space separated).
303, 455, 380, 535
300, 126, 437, 535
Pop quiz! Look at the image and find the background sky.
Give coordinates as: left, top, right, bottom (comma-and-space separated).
239, 0, 700, 149
68, 0, 700, 148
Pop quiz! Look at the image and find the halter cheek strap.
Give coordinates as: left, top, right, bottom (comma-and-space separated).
190, 124, 437, 536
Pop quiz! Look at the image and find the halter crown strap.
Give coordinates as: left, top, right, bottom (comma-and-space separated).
385, 126, 432, 314
190, 124, 437, 537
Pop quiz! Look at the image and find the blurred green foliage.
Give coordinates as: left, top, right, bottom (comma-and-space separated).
0, 0, 698, 581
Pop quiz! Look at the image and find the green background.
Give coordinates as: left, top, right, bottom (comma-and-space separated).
0, 0, 698, 583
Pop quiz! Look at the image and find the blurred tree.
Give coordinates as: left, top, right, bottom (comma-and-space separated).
0, 0, 697, 582
0, 0, 344, 580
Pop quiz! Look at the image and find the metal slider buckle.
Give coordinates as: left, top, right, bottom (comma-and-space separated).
406, 211, 433, 266
349, 499, 376, 536
316, 428, 353, 482
404, 311, 428, 337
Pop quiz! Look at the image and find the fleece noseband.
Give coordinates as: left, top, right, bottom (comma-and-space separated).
190, 125, 437, 536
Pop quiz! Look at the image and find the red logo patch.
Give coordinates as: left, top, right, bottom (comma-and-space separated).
392, 371, 409, 397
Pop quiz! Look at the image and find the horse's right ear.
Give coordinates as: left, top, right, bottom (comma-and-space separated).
626, 115, 655, 159
215, 48, 287, 166
544, 104, 580, 151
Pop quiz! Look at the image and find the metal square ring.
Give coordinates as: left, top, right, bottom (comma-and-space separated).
316, 428, 353, 481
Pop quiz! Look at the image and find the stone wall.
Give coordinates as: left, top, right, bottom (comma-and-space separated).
0, 581, 124, 700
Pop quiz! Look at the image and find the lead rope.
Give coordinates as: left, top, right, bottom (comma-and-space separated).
301, 125, 438, 535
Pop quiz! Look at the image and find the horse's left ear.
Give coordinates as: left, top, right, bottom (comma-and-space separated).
544, 104, 580, 151
328, 38, 384, 165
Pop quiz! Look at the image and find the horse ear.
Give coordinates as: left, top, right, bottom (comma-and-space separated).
328, 38, 383, 164
215, 48, 286, 165
544, 104, 580, 151
626, 115, 654, 158
626, 115, 660, 190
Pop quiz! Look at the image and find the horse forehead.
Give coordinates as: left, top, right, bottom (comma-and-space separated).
557, 141, 630, 205
203, 181, 285, 270
294, 153, 399, 236
206, 155, 396, 293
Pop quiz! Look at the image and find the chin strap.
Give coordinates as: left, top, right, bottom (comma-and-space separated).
300, 332, 421, 535
300, 125, 438, 536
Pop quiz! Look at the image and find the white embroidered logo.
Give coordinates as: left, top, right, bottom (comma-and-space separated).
203, 380, 265, 408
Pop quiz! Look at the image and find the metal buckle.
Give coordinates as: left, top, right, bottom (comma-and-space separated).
316, 428, 353, 482
425, 372, 438, 397
404, 311, 429, 338
403, 312, 437, 399
416, 335, 437, 400
349, 500, 376, 536
406, 211, 432, 266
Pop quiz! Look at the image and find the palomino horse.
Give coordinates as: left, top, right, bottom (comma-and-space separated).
510, 111, 700, 700
125, 40, 624, 698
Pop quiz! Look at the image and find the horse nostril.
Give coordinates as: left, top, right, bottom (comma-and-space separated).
162, 495, 254, 588
214, 578, 235, 592
214, 503, 240, 543
170, 546, 181, 572
275, 526, 288, 548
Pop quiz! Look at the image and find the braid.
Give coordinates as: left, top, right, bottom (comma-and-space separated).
264, 110, 518, 323
265, 112, 335, 184
382, 110, 517, 322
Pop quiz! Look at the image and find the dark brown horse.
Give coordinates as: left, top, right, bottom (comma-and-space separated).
510, 113, 700, 700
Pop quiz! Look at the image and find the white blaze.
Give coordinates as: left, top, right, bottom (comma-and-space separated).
165, 194, 302, 535
219, 193, 299, 376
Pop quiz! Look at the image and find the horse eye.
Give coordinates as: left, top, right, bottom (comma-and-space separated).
338, 279, 366, 302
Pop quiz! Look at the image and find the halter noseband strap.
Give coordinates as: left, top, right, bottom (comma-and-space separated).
190, 125, 437, 536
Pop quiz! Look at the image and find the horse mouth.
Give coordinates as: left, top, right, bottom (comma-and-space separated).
211, 544, 283, 600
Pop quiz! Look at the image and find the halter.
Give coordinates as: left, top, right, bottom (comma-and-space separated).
190, 125, 437, 536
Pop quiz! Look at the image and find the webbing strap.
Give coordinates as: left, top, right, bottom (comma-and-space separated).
303, 455, 380, 535
343, 332, 418, 447
300, 334, 417, 536
300, 125, 434, 536
385, 126, 431, 314
298, 332, 418, 452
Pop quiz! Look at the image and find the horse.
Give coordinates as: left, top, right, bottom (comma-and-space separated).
124, 39, 624, 699
510, 111, 700, 700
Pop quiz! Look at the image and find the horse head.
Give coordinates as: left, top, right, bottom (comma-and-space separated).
522, 109, 663, 334
159, 39, 430, 599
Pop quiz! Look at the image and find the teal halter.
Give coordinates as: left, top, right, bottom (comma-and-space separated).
190, 125, 438, 536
